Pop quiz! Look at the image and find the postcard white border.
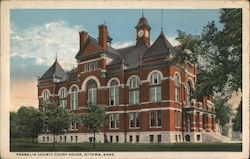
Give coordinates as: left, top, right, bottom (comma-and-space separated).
1, 0, 249, 159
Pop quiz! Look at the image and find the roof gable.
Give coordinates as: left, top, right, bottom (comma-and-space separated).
75, 36, 104, 59
143, 32, 176, 58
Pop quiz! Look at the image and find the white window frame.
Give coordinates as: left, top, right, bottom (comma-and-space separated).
88, 88, 97, 104
150, 72, 161, 103
129, 77, 140, 105
59, 88, 67, 108
70, 87, 78, 110
110, 80, 119, 106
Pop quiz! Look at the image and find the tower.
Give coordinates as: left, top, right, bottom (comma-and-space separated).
135, 14, 151, 47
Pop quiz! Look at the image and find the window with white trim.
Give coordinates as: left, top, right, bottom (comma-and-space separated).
70, 122, 79, 130
129, 77, 140, 105
150, 110, 162, 127
186, 81, 193, 106
87, 80, 97, 105
150, 72, 161, 102
42, 90, 50, 111
109, 113, 119, 129
174, 74, 180, 102
129, 112, 140, 128
110, 80, 119, 106
42, 90, 50, 101
59, 88, 67, 108
70, 86, 78, 110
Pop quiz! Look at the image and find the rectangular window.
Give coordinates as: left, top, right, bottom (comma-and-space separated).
110, 136, 113, 143
157, 135, 162, 143
84, 61, 99, 72
150, 111, 155, 127
129, 90, 139, 105
157, 110, 162, 127
71, 136, 73, 142
136, 135, 140, 143
71, 92, 78, 110
109, 114, 115, 128
64, 136, 67, 142
135, 112, 140, 128
116, 136, 119, 143
115, 114, 120, 128
129, 135, 133, 143
110, 86, 119, 106
88, 88, 97, 104
150, 87, 161, 102
150, 135, 154, 143
75, 136, 78, 142
129, 113, 134, 128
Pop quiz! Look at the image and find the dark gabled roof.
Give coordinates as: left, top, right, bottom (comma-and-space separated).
118, 43, 149, 69
75, 35, 104, 59
143, 32, 176, 58
135, 16, 151, 30
39, 60, 66, 80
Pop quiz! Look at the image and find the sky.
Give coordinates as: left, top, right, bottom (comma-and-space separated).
10, 9, 223, 111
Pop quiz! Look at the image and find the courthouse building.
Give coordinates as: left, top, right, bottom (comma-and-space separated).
37, 15, 217, 143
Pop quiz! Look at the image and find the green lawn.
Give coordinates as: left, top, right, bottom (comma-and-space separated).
10, 138, 242, 152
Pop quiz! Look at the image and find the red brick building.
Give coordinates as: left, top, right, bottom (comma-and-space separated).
37, 15, 216, 143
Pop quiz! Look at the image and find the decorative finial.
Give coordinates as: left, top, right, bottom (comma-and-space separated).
142, 9, 144, 17
55, 51, 58, 62
161, 9, 163, 32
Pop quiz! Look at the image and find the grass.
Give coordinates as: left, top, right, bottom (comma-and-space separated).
10, 138, 242, 152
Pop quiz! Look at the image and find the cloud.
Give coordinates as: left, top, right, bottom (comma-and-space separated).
112, 41, 134, 49
10, 21, 83, 71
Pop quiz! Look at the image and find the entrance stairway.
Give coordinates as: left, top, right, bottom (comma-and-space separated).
202, 131, 231, 143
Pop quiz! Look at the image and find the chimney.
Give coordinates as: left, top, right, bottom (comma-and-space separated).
79, 31, 88, 50
98, 24, 108, 50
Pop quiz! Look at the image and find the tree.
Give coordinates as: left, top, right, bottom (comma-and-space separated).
43, 102, 71, 150
79, 102, 105, 149
213, 98, 230, 129
10, 107, 44, 142
233, 101, 242, 132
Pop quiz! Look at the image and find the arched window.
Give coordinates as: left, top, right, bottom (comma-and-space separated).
174, 74, 180, 102
42, 90, 50, 101
129, 76, 140, 105
70, 86, 78, 110
110, 80, 119, 106
186, 80, 193, 106
59, 88, 67, 108
87, 80, 97, 105
150, 72, 161, 102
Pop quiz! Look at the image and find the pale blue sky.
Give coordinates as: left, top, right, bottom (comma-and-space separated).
10, 9, 223, 110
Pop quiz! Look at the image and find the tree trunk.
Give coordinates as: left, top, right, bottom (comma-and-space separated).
93, 132, 96, 149
53, 133, 55, 151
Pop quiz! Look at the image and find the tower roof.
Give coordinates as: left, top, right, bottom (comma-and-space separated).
135, 16, 151, 30
143, 32, 176, 58
39, 60, 66, 80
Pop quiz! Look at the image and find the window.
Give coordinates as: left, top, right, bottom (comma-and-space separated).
129, 77, 140, 105
129, 112, 140, 128
43, 136, 45, 142
64, 136, 67, 142
150, 111, 155, 127
116, 136, 119, 143
129, 135, 133, 143
75, 136, 78, 142
157, 110, 162, 127
59, 88, 67, 108
157, 135, 162, 143
42, 90, 50, 101
47, 137, 49, 142
196, 112, 200, 130
135, 112, 140, 128
150, 72, 161, 102
110, 136, 113, 143
150, 111, 162, 127
110, 80, 119, 106
136, 135, 140, 143
150, 135, 154, 143
70, 122, 78, 130
109, 113, 119, 129
87, 80, 97, 104
60, 136, 62, 142
197, 135, 200, 141
186, 81, 193, 106
70, 86, 78, 110
129, 113, 134, 128
71, 136, 73, 142
174, 74, 180, 102
84, 61, 99, 72
42, 90, 50, 111
175, 111, 181, 128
